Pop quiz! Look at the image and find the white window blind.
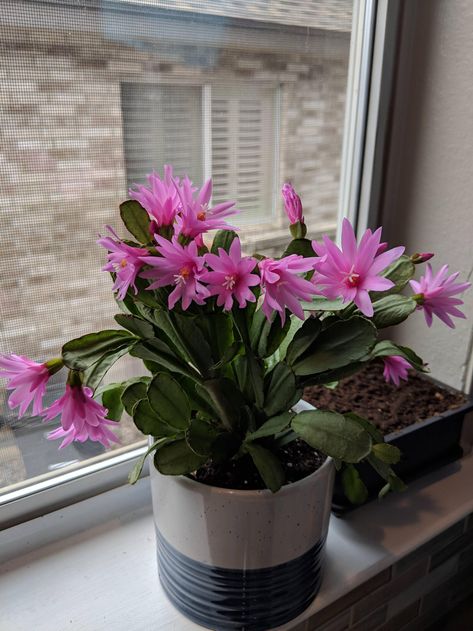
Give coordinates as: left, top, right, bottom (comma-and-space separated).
121, 82, 277, 223
211, 84, 277, 224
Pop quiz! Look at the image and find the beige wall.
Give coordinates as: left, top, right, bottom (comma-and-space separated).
381, 0, 473, 392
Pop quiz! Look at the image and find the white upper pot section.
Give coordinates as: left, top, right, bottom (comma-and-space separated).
150, 400, 335, 569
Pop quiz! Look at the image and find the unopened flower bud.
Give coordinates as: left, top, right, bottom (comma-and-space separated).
411, 252, 434, 264
282, 183, 304, 224
376, 241, 388, 255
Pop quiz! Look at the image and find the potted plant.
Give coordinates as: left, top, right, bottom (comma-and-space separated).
0, 169, 469, 630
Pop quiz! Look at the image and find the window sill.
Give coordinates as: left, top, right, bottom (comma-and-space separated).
1, 456, 473, 630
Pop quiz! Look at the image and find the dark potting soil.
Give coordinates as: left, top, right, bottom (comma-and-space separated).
304, 361, 467, 435
192, 439, 326, 491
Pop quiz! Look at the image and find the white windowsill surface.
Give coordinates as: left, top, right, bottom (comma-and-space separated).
1, 456, 473, 631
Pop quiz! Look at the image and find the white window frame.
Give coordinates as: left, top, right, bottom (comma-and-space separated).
338, 0, 402, 237
0, 0, 401, 529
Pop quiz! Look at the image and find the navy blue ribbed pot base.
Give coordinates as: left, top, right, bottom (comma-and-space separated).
157, 529, 325, 631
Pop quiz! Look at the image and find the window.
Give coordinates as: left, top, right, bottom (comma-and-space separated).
211, 84, 278, 225
121, 82, 279, 225
122, 84, 204, 187
1, 0, 389, 525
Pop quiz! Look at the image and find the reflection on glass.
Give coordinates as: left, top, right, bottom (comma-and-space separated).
0, 0, 353, 493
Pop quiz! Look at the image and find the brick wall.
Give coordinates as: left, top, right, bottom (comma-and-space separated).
0, 2, 349, 374
291, 513, 473, 631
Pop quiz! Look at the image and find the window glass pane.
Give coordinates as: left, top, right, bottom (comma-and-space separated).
211, 83, 277, 225
0, 0, 354, 497
122, 83, 203, 187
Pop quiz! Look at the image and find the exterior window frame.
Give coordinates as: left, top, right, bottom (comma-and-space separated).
0, 0, 399, 530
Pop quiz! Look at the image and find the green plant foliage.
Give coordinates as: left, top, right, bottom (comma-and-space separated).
131, 280, 165, 309
285, 317, 322, 366
133, 399, 177, 437
246, 411, 295, 442
345, 412, 384, 443
371, 295, 417, 329
230, 304, 253, 346
128, 439, 168, 484
172, 313, 214, 376
179, 379, 216, 418
203, 377, 248, 432
341, 465, 369, 505
83, 346, 131, 390
211, 432, 242, 464
372, 443, 401, 465
301, 296, 346, 312
101, 382, 126, 421
195, 312, 234, 366
369, 340, 425, 371
246, 443, 285, 493
283, 238, 314, 258
147, 373, 191, 430
62, 330, 136, 371
250, 309, 292, 359
211, 229, 238, 254
154, 440, 207, 475
114, 314, 154, 338
263, 363, 298, 418
300, 362, 366, 387
130, 338, 201, 381
292, 317, 377, 376
119, 199, 152, 244
147, 308, 193, 362
367, 454, 406, 495
121, 380, 149, 416
292, 410, 372, 462
371, 255, 416, 300
267, 316, 304, 364
233, 355, 265, 409
186, 418, 220, 456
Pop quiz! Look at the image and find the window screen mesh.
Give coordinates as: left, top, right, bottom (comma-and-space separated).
211, 84, 277, 224
122, 83, 204, 187
0, 0, 352, 492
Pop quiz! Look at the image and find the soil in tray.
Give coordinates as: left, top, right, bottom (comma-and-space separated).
303, 361, 467, 435
192, 440, 326, 491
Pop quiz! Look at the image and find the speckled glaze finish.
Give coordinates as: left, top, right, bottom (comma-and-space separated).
150, 400, 334, 630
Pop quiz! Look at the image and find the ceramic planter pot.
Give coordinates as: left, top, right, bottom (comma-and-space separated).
150, 412, 334, 630
332, 376, 473, 515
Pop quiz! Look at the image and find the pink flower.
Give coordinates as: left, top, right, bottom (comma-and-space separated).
382, 355, 411, 386
129, 166, 181, 228
175, 177, 237, 238
97, 227, 149, 301
282, 183, 303, 224
140, 236, 210, 310
312, 218, 405, 317
202, 238, 260, 310
0, 354, 51, 417
43, 384, 119, 449
259, 255, 318, 324
409, 264, 471, 328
